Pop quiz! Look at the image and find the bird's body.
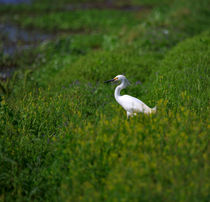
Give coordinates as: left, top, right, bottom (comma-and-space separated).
105, 75, 156, 118
117, 95, 155, 116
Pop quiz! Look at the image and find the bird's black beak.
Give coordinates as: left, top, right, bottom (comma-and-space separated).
104, 78, 115, 83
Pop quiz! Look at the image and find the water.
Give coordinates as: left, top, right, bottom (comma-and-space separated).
0, 23, 52, 56
0, 0, 148, 80
0, 23, 53, 79
0, 68, 16, 80
0, 0, 31, 4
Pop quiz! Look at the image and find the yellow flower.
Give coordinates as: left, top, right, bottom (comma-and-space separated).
1, 100, 5, 106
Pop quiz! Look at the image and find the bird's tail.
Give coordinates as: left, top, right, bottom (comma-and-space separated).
151, 106, 157, 114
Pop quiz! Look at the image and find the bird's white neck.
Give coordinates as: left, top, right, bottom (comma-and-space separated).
114, 81, 126, 102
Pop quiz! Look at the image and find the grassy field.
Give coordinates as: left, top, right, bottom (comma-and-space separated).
0, 0, 209, 201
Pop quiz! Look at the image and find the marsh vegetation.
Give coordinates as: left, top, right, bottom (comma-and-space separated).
0, 0, 209, 201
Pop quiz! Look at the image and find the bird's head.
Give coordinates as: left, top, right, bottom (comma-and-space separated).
104, 75, 130, 85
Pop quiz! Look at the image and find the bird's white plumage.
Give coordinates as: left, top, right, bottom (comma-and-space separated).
105, 75, 156, 118
118, 95, 152, 114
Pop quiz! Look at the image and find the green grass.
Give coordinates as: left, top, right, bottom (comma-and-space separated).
14, 10, 140, 32
0, 0, 210, 201
150, 31, 210, 114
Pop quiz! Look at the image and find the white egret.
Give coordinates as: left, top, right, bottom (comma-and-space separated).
105, 75, 156, 118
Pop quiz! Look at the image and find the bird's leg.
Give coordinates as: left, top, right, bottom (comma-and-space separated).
127, 111, 133, 119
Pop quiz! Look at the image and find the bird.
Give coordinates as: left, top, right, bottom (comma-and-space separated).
104, 75, 156, 118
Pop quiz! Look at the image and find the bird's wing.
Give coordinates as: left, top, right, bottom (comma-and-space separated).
119, 95, 151, 113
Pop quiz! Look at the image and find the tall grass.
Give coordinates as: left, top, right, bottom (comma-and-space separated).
0, 0, 209, 201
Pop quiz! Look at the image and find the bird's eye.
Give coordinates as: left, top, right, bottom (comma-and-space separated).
114, 77, 118, 80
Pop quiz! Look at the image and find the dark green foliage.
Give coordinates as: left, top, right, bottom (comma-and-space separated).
0, 0, 209, 201
151, 31, 210, 113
